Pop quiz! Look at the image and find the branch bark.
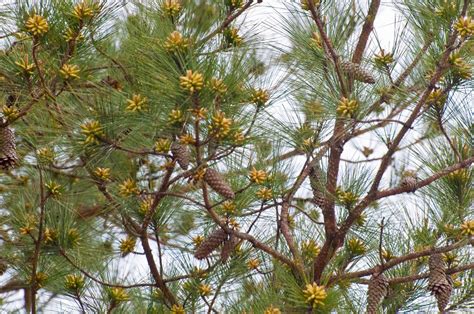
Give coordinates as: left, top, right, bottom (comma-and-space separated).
352, 0, 381, 64
332, 238, 474, 283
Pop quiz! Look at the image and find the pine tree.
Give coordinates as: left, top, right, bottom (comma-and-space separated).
0, 1, 472, 313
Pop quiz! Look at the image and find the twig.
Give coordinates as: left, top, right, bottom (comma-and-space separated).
89, 33, 132, 83
197, 0, 255, 46
0, 279, 27, 293
307, 0, 347, 96
30, 165, 50, 313
74, 290, 86, 314
378, 218, 385, 266
436, 111, 462, 161
202, 296, 219, 314
367, 38, 433, 112
31, 40, 54, 100
59, 249, 154, 289
154, 225, 164, 276
246, 202, 266, 234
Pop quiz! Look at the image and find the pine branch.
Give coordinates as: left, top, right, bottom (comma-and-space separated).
338, 1, 471, 237
367, 36, 433, 114
59, 249, 154, 289
30, 166, 51, 313
367, 1, 469, 195
197, 0, 256, 46
354, 263, 474, 286
374, 156, 474, 200
352, 0, 381, 64
332, 238, 474, 283
307, 0, 347, 96
0, 279, 27, 293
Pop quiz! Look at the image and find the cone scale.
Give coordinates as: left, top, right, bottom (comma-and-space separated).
0, 126, 17, 170
428, 253, 452, 312
194, 228, 228, 260
204, 168, 235, 199
171, 142, 190, 170
340, 61, 375, 84
366, 272, 389, 314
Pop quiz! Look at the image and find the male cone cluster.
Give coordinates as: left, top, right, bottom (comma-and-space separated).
428, 253, 453, 312
171, 142, 190, 170
366, 272, 389, 314
204, 168, 235, 199
340, 61, 375, 84
0, 126, 17, 170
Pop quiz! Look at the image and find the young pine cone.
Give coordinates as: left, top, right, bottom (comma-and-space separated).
0, 126, 17, 170
194, 228, 228, 260
171, 142, 190, 170
366, 272, 389, 314
340, 61, 375, 84
428, 253, 453, 312
204, 168, 235, 199
221, 234, 239, 262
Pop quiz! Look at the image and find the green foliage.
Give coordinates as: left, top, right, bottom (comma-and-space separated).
0, 0, 473, 312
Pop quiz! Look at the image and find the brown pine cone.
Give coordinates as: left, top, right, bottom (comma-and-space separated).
171, 142, 190, 170
75, 204, 102, 219
101, 76, 123, 90
0, 259, 7, 276
0, 126, 17, 170
340, 61, 375, 84
312, 191, 327, 208
428, 253, 452, 312
436, 280, 452, 313
400, 175, 417, 192
194, 228, 228, 260
310, 165, 328, 208
366, 272, 389, 314
204, 168, 235, 199
309, 164, 325, 190
221, 234, 239, 262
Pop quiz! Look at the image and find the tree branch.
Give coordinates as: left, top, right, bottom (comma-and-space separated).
332, 238, 473, 283
352, 0, 381, 64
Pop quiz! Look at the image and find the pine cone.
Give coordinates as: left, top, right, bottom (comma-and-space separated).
194, 228, 228, 260
340, 61, 375, 84
309, 164, 325, 190
0, 126, 17, 170
75, 204, 102, 219
171, 142, 190, 170
310, 164, 328, 208
366, 273, 389, 314
400, 175, 417, 192
204, 168, 235, 199
428, 253, 452, 312
221, 234, 239, 262
312, 191, 327, 208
